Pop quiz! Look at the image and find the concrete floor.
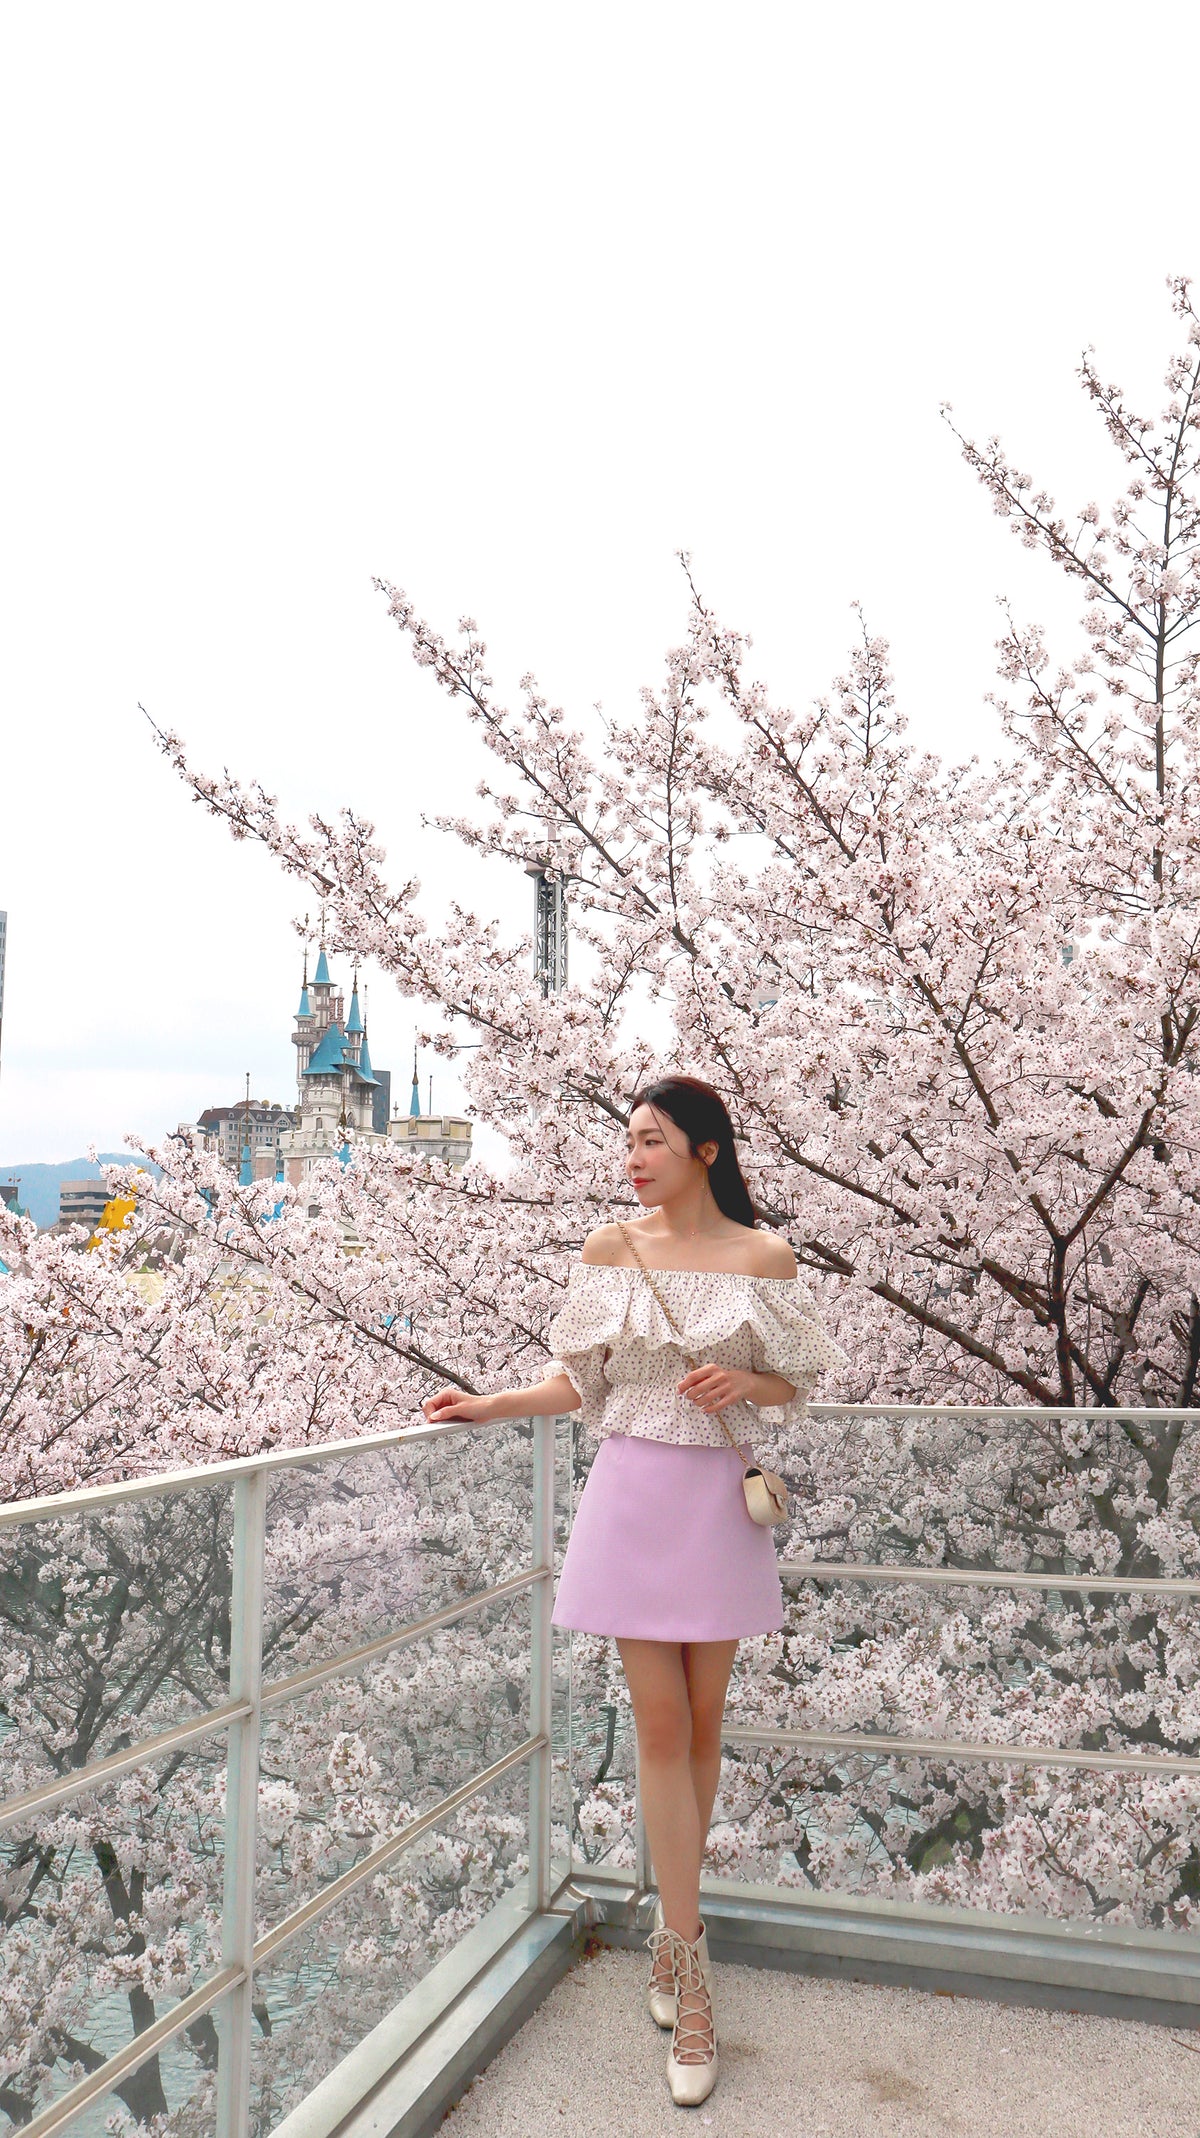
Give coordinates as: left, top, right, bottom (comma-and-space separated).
441, 1945, 1200, 2137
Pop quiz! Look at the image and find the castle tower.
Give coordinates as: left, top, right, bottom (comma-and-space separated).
343, 973, 364, 1070
292, 951, 317, 1082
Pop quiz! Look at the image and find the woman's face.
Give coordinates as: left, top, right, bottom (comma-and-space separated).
624, 1102, 717, 1205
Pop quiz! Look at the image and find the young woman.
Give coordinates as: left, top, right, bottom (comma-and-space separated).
421, 1075, 846, 2107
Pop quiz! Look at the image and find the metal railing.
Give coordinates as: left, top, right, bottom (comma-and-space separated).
0, 1412, 556, 2138
730, 1402, 1200, 1783
6, 1400, 1200, 2135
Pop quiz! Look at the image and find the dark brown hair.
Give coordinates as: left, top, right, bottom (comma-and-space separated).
626, 1074, 760, 1228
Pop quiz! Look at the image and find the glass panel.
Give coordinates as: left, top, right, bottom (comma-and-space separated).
563, 1424, 638, 1873
0, 1485, 232, 1807
713, 1739, 1200, 1937
709, 1403, 1200, 1932
50, 1994, 228, 2138
787, 1404, 1200, 1576
256, 1587, 534, 1933
1, 1736, 226, 2131
261, 1423, 535, 1689
248, 1761, 529, 2134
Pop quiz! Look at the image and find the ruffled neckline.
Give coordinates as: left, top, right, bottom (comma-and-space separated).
574, 1262, 800, 1288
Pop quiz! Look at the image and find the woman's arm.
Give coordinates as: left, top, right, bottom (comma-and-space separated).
420, 1371, 582, 1427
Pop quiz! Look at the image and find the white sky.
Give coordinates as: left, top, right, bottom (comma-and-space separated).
3, 1, 1198, 1170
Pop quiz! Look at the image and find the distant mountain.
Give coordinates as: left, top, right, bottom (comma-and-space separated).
0, 1154, 163, 1231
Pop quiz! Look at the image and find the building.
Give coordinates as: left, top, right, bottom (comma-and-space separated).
59, 1179, 113, 1230
388, 1053, 473, 1169
278, 946, 472, 1188
193, 1101, 297, 1178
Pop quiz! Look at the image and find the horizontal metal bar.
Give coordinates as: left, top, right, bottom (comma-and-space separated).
724, 1724, 1200, 1778
806, 1405, 1200, 1420
0, 1696, 251, 1833
781, 1559, 1200, 1598
261, 1565, 547, 1710
0, 1412, 548, 1531
253, 1733, 545, 1966
19, 1962, 243, 2138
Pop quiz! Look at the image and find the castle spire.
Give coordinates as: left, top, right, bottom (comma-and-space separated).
409, 1042, 421, 1119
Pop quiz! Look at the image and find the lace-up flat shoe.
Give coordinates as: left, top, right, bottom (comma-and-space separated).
645, 1896, 677, 2027
663, 1921, 718, 2107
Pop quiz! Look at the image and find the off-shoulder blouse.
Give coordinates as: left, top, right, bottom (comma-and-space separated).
544, 1261, 847, 1472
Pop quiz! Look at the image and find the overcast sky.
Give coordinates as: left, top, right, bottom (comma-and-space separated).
3, 1, 1199, 1172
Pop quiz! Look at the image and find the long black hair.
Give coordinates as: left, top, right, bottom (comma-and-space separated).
626, 1074, 761, 1228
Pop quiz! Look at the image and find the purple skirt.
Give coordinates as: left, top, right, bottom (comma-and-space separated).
551, 1433, 785, 1641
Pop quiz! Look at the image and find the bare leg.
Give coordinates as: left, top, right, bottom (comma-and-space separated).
617, 1639, 701, 1940
683, 1638, 738, 1851
617, 1636, 738, 2049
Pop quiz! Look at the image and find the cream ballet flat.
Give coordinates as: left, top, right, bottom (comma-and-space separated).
662, 1922, 719, 2107
645, 1897, 677, 2027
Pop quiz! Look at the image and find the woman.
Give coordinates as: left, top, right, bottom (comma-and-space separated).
421, 1075, 846, 2107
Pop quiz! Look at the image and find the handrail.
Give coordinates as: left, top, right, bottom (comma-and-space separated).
252, 1733, 545, 1966
261, 1564, 546, 1710
0, 1568, 548, 1832
4, 1402, 1197, 1530
0, 1410, 516, 1529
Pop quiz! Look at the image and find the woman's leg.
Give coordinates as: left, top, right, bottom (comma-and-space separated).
617, 1636, 740, 1927
618, 1636, 738, 2069
682, 1638, 739, 1847
616, 1638, 701, 1939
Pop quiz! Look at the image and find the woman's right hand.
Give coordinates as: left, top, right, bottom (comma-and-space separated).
419, 1386, 496, 1426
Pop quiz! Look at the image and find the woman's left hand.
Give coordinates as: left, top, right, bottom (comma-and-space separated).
677, 1363, 755, 1414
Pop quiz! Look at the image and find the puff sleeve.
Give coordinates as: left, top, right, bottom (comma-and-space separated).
542, 1263, 615, 1435
748, 1276, 848, 1474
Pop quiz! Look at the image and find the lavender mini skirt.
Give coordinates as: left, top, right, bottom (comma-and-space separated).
551, 1433, 785, 1642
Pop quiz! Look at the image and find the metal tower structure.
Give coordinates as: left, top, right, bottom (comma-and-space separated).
524, 821, 568, 996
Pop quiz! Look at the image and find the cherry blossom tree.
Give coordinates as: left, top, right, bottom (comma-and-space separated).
149, 277, 1200, 1418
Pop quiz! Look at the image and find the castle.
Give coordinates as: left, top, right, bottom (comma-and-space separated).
190, 946, 472, 1186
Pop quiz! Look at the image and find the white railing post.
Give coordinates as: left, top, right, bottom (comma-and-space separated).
634, 1774, 652, 1897
527, 1414, 555, 1911
216, 1467, 267, 2137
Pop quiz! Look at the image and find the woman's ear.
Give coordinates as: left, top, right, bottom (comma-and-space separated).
698, 1139, 719, 1168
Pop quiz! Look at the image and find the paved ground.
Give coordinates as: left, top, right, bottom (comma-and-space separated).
441, 1945, 1200, 2136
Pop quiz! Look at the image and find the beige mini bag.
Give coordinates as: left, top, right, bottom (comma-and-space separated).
615, 1221, 790, 1528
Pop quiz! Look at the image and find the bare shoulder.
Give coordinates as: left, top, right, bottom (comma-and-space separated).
745, 1229, 798, 1279
581, 1223, 629, 1265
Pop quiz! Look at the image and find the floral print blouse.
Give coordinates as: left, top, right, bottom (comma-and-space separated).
545, 1261, 847, 1472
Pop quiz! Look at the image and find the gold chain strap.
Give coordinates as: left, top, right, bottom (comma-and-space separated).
615, 1220, 748, 1459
